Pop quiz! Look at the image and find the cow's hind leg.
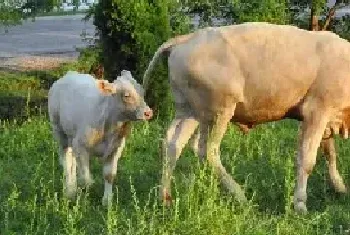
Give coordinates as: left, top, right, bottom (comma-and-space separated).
189, 122, 252, 161
160, 116, 199, 205
294, 110, 330, 214
320, 137, 347, 193
102, 138, 125, 206
198, 108, 247, 203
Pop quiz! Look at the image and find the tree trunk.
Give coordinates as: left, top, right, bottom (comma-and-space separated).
311, 0, 342, 31
322, 0, 341, 31
310, 5, 319, 31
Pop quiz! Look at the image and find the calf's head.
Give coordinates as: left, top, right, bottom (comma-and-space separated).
96, 70, 153, 121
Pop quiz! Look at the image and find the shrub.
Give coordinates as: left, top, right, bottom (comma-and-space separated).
0, 90, 47, 121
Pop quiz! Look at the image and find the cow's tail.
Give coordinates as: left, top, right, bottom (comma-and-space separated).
142, 33, 194, 92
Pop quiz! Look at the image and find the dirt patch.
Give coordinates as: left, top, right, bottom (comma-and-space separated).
1, 55, 76, 71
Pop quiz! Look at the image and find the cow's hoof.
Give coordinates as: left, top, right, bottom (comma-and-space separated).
233, 186, 247, 204
65, 189, 77, 201
236, 193, 248, 204
335, 184, 347, 194
333, 180, 347, 194
227, 181, 247, 204
84, 179, 95, 189
294, 201, 308, 214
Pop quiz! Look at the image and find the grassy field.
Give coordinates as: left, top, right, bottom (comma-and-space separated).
1, 114, 350, 234
0, 66, 350, 234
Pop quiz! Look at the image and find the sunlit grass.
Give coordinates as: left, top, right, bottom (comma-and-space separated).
1, 116, 350, 234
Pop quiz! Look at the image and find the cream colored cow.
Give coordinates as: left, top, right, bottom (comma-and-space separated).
48, 70, 153, 206
143, 22, 350, 213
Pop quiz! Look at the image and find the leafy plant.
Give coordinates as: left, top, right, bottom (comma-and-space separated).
0, 0, 23, 32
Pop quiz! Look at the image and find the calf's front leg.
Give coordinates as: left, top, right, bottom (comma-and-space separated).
63, 146, 77, 199
76, 148, 94, 188
102, 137, 126, 206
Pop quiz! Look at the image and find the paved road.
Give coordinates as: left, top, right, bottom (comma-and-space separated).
0, 15, 96, 59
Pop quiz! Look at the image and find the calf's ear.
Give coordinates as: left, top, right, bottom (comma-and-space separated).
96, 80, 117, 95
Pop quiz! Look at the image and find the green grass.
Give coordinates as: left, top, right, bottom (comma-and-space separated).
1, 116, 350, 234
0, 71, 41, 91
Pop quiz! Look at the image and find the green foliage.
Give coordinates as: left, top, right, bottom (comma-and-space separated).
26, 0, 59, 12
312, 0, 327, 15
0, 71, 40, 91
73, 0, 80, 7
0, 0, 22, 32
332, 15, 350, 40
234, 0, 290, 24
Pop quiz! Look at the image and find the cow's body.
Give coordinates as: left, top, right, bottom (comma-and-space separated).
48, 70, 152, 205
143, 22, 350, 213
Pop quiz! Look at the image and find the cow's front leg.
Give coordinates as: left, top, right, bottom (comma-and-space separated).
294, 112, 330, 214
102, 138, 125, 207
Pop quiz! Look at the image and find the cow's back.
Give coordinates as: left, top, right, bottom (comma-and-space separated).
168, 22, 350, 123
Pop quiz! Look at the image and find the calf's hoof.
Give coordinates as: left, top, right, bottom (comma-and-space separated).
102, 195, 113, 207
79, 178, 95, 189
160, 188, 172, 206
65, 188, 77, 201
294, 201, 308, 214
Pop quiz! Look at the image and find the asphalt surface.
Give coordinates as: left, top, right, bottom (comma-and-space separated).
0, 15, 96, 59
